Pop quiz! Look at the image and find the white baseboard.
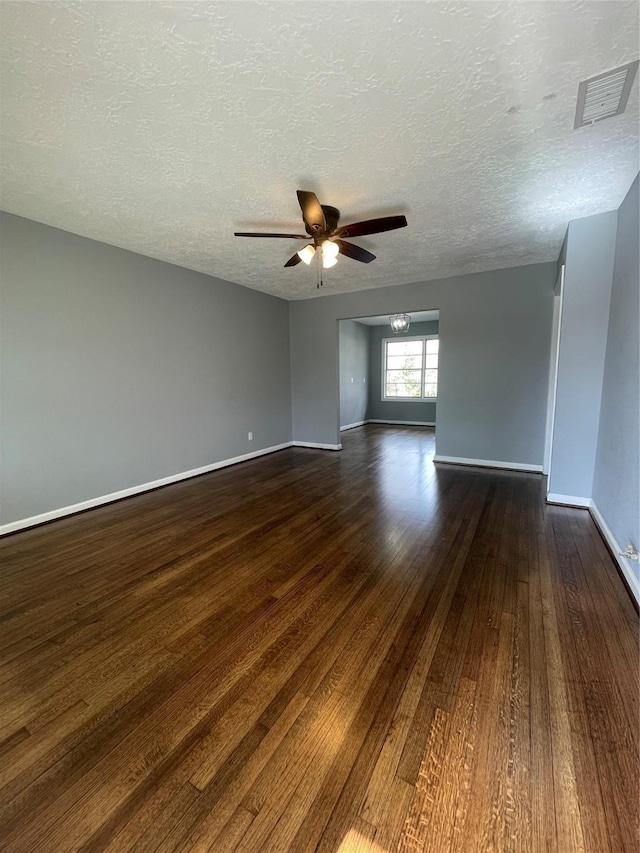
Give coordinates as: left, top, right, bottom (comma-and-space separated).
340, 419, 435, 430
292, 441, 342, 451
434, 454, 543, 473
340, 420, 368, 432
546, 493, 591, 508
589, 501, 640, 606
368, 420, 436, 427
0, 441, 294, 536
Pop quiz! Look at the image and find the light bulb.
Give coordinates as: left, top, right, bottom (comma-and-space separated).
297, 244, 316, 265
322, 240, 339, 260
322, 255, 338, 269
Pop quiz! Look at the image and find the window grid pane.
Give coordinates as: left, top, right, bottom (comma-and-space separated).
386, 383, 422, 397
386, 369, 422, 381
384, 337, 438, 399
386, 354, 422, 370
386, 341, 423, 357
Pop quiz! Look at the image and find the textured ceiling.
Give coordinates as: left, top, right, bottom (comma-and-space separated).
1, 2, 638, 300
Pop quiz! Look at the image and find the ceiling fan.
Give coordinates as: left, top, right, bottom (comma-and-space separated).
234, 190, 408, 272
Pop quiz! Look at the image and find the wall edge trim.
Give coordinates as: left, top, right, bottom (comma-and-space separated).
589, 500, 640, 607
546, 492, 591, 508
0, 441, 294, 536
340, 421, 368, 431
434, 454, 543, 473
368, 420, 436, 427
292, 442, 342, 451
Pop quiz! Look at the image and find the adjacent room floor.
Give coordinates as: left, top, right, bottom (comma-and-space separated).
0, 426, 638, 852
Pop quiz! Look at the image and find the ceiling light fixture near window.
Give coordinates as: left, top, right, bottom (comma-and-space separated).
574, 60, 639, 128
390, 313, 411, 334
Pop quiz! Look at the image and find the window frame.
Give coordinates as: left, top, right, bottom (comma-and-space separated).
381, 334, 439, 402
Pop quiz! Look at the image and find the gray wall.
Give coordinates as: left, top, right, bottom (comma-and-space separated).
290, 263, 555, 465
367, 321, 438, 423
592, 176, 639, 584
548, 210, 618, 499
0, 212, 293, 525
339, 320, 369, 428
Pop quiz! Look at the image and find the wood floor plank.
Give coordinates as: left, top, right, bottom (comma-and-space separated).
551, 511, 638, 852
397, 675, 477, 852
0, 426, 637, 852
167, 690, 310, 852
0, 559, 357, 850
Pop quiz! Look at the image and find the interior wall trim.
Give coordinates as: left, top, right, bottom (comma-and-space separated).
340, 419, 435, 430
340, 421, 368, 432
546, 493, 591, 508
368, 419, 436, 427
292, 441, 342, 451
590, 500, 640, 607
0, 441, 294, 536
434, 454, 543, 473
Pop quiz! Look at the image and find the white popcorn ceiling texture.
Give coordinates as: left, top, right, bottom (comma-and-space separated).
1, 1, 638, 300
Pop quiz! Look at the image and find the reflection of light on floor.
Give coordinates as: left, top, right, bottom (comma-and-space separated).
337, 827, 386, 853
375, 440, 439, 509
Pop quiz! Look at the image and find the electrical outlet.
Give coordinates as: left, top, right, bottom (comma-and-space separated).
350, 377, 354, 384
248, 432, 253, 441
620, 542, 639, 560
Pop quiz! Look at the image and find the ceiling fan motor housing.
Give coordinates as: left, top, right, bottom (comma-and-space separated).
321, 205, 340, 233
305, 205, 341, 237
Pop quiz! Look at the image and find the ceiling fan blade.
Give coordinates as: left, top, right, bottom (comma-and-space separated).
297, 191, 326, 232
336, 215, 407, 238
284, 253, 303, 267
335, 240, 376, 264
234, 232, 308, 239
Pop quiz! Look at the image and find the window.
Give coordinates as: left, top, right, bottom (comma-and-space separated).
382, 335, 439, 401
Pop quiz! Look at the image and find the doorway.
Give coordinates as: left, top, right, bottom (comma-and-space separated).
338, 310, 440, 434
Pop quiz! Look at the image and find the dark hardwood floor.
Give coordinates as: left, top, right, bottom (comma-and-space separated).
0, 425, 638, 852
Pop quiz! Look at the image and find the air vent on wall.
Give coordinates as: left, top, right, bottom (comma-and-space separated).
574, 60, 639, 128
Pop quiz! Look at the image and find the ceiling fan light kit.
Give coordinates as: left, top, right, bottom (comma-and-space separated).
297, 239, 339, 268
234, 190, 408, 287
297, 244, 316, 265
321, 240, 339, 269
322, 240, 339, 260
